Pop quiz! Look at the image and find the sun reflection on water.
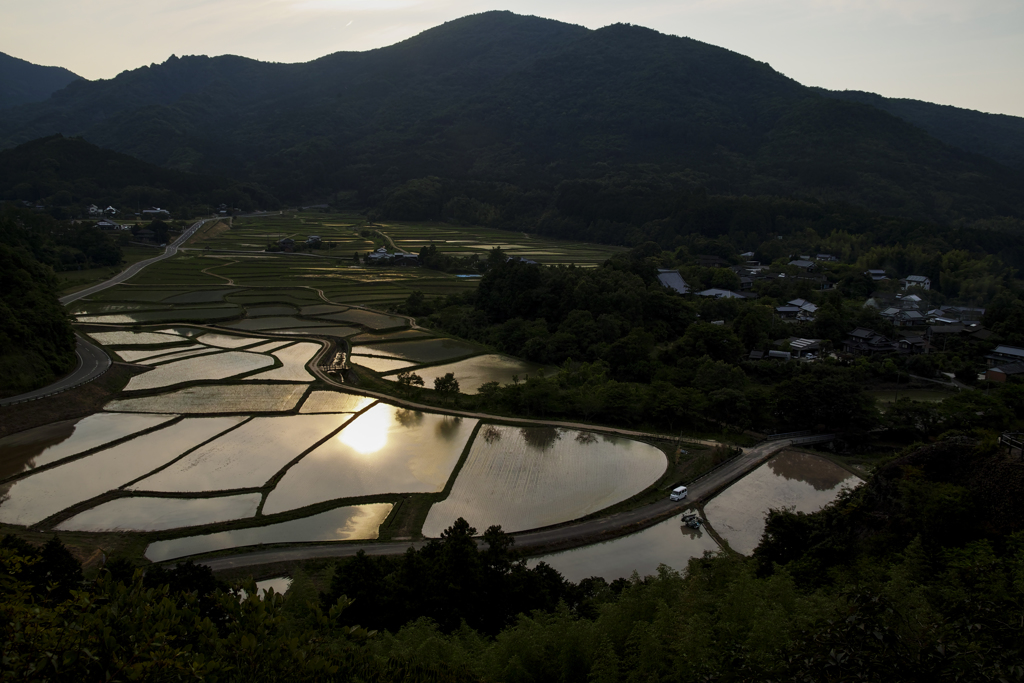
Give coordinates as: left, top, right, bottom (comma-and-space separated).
337, 405, 391, 455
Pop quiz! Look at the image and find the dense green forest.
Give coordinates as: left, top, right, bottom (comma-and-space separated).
0, 13, 1021, 228
0, 51, 80, 110
4, 437, 1021, 681
0, 135, 278, 216
817, 87, 1024, 170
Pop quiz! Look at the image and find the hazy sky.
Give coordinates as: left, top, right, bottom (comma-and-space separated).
3, 0, 1022, 117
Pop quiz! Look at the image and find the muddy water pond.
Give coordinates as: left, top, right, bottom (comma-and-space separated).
422, 426, 667, 537
144, 503, 394, 562
703, 451, 861, 555
528, 513, 721, 582
262, 405, 476, 515
0, 413, 175, 481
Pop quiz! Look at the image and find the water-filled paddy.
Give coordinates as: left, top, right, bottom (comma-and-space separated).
0, 413, 175, 481
88, 331, 185, 346
422, 426, 667, 537
0, 417, 245, 526
357, 339, 480, 363
225, 317, 335, 331
350, 356, 419, 373
144, 503, 395, 562
124, 351, 275, 391
323, 309, 407, 330
246, 305, 298, 317
196, 333, 265, 348
528, 513, 721, 582
56, 493, 262, 532
244, 342, 318, 382
254, 577, 292, 598
300, 304, 349, 316
247, 340, 294, 353
275, 326, 360, 337
163, 288, 243, 304
299, 391, 375, 414
106, 384, 309, 414
351, 329, 434, 344
131, 414, 347, 493
396, 354, 547, 393
148, 347, 223, 365
262, 405, 477, 515
113, 344, 205, 363
703, 451, 861, 555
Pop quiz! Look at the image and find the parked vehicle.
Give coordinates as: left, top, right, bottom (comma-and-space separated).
681, 509, 702, 529
670, 485, 688, 501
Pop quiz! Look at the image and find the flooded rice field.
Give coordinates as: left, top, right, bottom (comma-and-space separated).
703, 451, 861, 555
131, 414, 347, 493
350, 355, 420, 373
245, 305, 298, 317
105, 384, 309, 414
299, 304, 349, 316
254, 577, 292, 597
262, 405, 476, 514
325, 309, 407, 330
124, 351, 275, 391
247, 340, 295, 353
0, 413, 175, 481
225, 316, 336, 331
144, 504, 394, 562
197, 333, 265, 348
274, 326, 360, 337
356, 339, 479, 363
422, 426, 666, 537
351, 329, 434, 343
147, 347, 223, 365
397, 354, 547, 393
0, 417, 245, 526
244, 342, 319, 382
113, 344, 205, 363
88, 331, 186, 346
56, 493, 263, 532
299, 391, 375, 414
528, 513, 721, 582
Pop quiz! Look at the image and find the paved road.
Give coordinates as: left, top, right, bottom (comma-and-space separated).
0, 334, 112, 406
198, 438, 803, 572
60, 219, 208, 305
2, 220, 209, 406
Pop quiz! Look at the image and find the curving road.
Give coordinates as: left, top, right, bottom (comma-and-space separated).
1, 220, 210, 406
198, 438, 810, 572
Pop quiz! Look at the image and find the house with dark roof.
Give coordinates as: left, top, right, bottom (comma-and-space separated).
901, 275, 931, 290
657, 269, 690, 294
697, 288, 746, 299
986, 345, 1024, 367
865, 269, 888, 281
842, 328, 898, 355
788, 259, 816, 271
987, 363, 1024, 383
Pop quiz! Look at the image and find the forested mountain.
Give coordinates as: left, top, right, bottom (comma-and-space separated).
817, 87, 1024, 170
0, 135, 278, 214
0, 51, 81, 109
0, 12, 1021, 226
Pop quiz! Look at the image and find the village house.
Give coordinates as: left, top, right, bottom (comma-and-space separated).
865, 269, 888, 281
901, 275, 931, 290
986, 345, 1024, 368
842, 327, 898, 355
657, 269, 690, 294
986, 363, 1024, 383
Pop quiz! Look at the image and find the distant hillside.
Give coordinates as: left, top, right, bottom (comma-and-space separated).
0, 135, 278, 213
0, 52, 81, 109
817, 88, 1024, 170
0, 12, 1020, 226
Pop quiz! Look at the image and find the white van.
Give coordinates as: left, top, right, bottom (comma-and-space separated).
669, 485, 688, 501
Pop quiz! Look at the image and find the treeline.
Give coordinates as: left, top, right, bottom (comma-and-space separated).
0, 135, 278, 218
0, 208, 77, 395
4, 437, 1021, 681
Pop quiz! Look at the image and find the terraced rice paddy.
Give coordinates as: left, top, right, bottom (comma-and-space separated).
0, 413, 176, 480
327, 309, 408, 330
197, 333, 265, 348
276, 326, 360, 337
88, 331, 186, 346
105, 384, 309, 414
300, 304, 349, 316
528, 513, 721, 582
350, 329, 434, 343
298, 391, 375, 414
0, 417, 245, 526
56, 494, 263, 532
113, 344, 207, 363
77, 306, 242, 323
350, 356, 420, 373
123, 351, 275, 391
144, 503, 394, 561
356, 338, 480, 363
225, 316, 336, 331
131, 414, 347, 493
244, 342, 319, 382
703, 451, 861, 555
422, 426, 667, 537
262, 405, 477, 515
246, 305, 298, 316
148, 347, 223, 364
163, 288, 243, 304
396, 354, 547, 393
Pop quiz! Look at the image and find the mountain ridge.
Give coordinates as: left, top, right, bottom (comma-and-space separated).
0, 11, 1020, 225
0, 51, 82, 109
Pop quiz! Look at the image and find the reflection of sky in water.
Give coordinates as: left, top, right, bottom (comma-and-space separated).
56, 493, 261, 532
262, 405, 476, 515
529, 513, 721, 582
144, 503, 394, 562
704, 452, 861, 555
